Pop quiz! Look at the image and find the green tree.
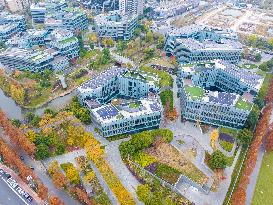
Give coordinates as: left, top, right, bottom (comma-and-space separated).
248, 35, 258, 47
237, 128, 253, 147
35, 144, 50, 160
145, 31, 153, 43
268, 38, 273, 49
245, 105, 260, 130
255, 53, 262, 62
144, 48, 155, 60
209, 150, 227, 170
259, 62, 269, 71
160, 90, 174, 110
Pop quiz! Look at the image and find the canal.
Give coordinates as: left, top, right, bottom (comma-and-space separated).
0, 88, 76, 120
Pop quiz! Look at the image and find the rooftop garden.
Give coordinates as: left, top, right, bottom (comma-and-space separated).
128, 101, 141, 109
240, 63, 258, 70
184, 85, 204, 100
235, 98, 253, 111
59, 37, 78, 44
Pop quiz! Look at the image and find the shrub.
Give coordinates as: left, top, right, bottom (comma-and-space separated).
60, 163, 81, 185
209, 150, 227, 170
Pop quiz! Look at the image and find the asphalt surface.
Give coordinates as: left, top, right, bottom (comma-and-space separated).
0, 177, 31, 205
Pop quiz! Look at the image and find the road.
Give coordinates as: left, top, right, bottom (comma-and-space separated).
0, 177, 31, 205
0, 128, 81, 205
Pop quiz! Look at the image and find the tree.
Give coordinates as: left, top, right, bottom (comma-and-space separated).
237, 129, 253, 147
84, 171, 95, 183
144, 48, 155, 60
88, 32, 98, 44
255, 53, 262, 62
268, 38, 273, 49
209, 150, 227, 170
25, 130, 37, 142
52, 171, 68, 189
85, 138, 104, 162
49, 196, 65, 205
248, 35, 257, 47
102, 37, 114, 47
145, 31, 153, 43
35, 144, 50, 160
64, 164, 80, 185
245, 105, 260, 131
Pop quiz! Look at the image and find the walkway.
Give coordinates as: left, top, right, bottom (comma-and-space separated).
104, 138, 143, 205
0, 127, 81, 205
246, 144, 265, 205
43, 149, 119, 205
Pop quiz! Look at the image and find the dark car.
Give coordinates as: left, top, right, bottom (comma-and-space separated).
5, 173, 11, 179
30, 166, 34, 170
20, 156, 24, 160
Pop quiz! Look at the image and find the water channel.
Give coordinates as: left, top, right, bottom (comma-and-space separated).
0, 88, 76, 120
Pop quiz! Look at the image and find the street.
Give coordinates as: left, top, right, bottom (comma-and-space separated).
0, 177, 31, 205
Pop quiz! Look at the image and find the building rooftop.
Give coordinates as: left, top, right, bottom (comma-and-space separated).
94, 11, 137, 25
78, 66, 128, 91
91, 98, 162, 124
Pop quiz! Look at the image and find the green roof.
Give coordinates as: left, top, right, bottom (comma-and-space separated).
184, 86, 204, 100
59, 37, 77, 44
129, 102, 141, 109
235, 98, 252, 111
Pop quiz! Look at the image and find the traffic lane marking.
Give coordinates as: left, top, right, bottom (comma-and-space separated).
1, 177, 29, 205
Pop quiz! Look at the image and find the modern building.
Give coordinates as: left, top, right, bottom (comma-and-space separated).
77, 66, 162, 137
30, 0, 68, 24
0, 23, 21, 42
90, 98, 162, 137
153, 0, 199, 20
0, 12, 26, 31
94, 11, 138, 40
0, 47, 69, 72
119, 0, 144, 16
45, 8, 88, 32
177, 60, 264, 128
6, 29, 49, 48
48, 28, 79, 59
3, 0, 31, 12
164, 25, 243, 64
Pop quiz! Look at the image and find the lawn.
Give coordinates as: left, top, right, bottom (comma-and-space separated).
252, 152, 273, 205
184, 85, 204, 100
235, 98, 252, 111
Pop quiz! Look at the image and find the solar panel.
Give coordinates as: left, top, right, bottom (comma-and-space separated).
96, 105, 119, 119
150, 102, 161, 111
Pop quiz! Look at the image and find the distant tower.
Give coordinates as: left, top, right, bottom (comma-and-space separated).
119, 0, 143, 16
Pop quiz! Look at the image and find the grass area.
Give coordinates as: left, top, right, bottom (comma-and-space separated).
59, 37, 78, 44
223, 147, 247, 205
235, 98, 252, 111
129, 102, 141, 109
219, 127, 238, 138
240, 63, 258, 70
146, 142, 208, 185
155, 162, 181, 184
184, 85, 204, 100
132, 151, 157, 167
252, 152, 273, 205
220, 140, 234, 152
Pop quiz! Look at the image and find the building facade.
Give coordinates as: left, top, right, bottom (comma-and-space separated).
165, 25, 243, 64
119, 0, 144, 16
0, 47, 69, 72
177, 60, 264, 128
94, 11, 138, 40
77, 66, 162, 137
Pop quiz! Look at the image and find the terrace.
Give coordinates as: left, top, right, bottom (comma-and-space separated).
235, 98, 252, 111
184, 85, 204, 100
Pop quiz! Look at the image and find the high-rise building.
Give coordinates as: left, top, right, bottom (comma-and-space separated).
119, 0, 143, 16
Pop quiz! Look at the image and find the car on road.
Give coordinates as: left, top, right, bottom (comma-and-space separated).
30, 166, 34, 170
5, 173, 11, 179
20, 156, 24, 160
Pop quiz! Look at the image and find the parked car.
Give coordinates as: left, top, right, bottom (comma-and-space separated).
7, 178, 18, 189
20, 156, 24, 160
5, 173, 11, 179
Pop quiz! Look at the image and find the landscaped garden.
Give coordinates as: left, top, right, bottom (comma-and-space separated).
119, 129, 208, 186
184, 85, 204, 100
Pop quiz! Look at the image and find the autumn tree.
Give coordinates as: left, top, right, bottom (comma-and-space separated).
49, 196, 65, 205
85, 138, 104, 162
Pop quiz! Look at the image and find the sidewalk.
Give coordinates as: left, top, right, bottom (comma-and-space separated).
0, 163, 45, 205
